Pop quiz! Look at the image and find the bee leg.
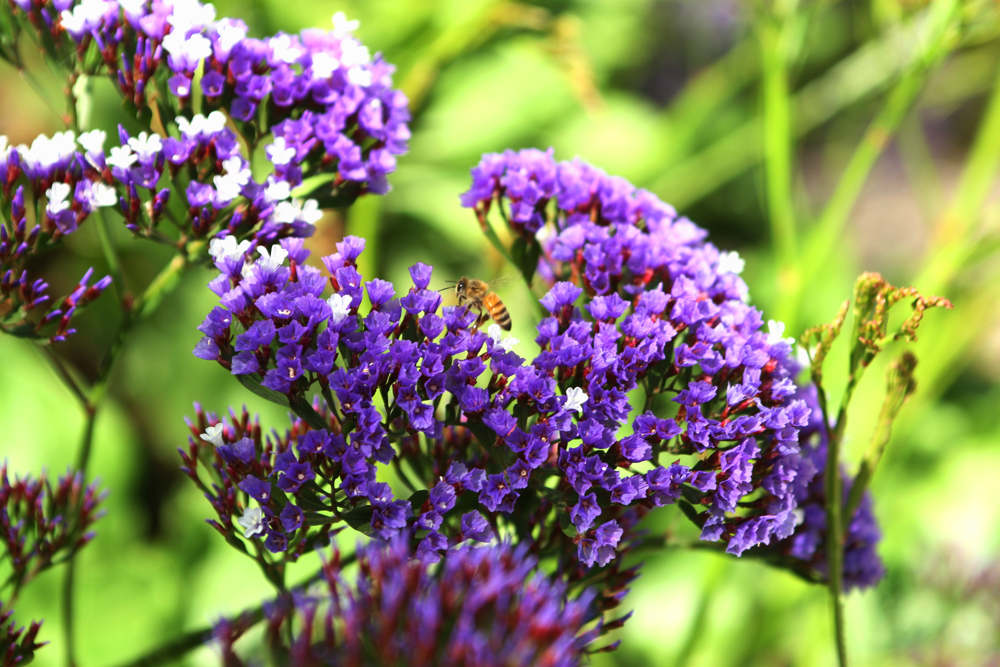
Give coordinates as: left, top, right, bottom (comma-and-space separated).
474, 309, 489, 329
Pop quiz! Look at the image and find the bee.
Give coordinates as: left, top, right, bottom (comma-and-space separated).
449, 276, 512, 331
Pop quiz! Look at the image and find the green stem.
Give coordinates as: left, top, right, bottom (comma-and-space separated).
58, 250, 193, 667
95, 209, 128, 305
62, 404, 96, 667
17, 66, 63, 121
349, 195, 381, 283
103, 555, 355, 667
824, 360, 865, 667
759, 6, 800, 310
917, 55, 1000, 295
786, 0, 959, 328
399, 0, 510, 114
672, 557, 725, 667
39, 346, 90, 409
649, 8, 943, 209
844, 352, 917, 520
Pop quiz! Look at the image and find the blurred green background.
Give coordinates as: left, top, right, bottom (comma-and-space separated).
2, 0, 1000, 665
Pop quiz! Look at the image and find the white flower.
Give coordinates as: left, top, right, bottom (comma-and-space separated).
222, 157, 251, 186
200, 423, 225, 447
205, 111, 227, 134
162, 31, 212, 64
127, 132, 162, 161
18, 131, 76, 170
77, 129, 106, 155
564, 387, 589, 413
117, 0, 146, 18
208, 235, 251, 262
297, 199, 322, 224
0, 136, 9, 161
165, 0, 216, 32
265, 137, 295, 166
45, 182, 72, 215
766, 320, 796, 347
81, 181, 117, 210
237, 506, 266, 538
487, 324, 519, 352
213, 20, 247, 58
341, 39, 372, 87
273, 201, 296, 224
311, 52, 339, 80
718, 250, 745, 275
176, 115, 198, 137
340, 39, 370, 68
240, 260, 256, 281
212, 173, 242, 203
263, 178, 291, 204
327, 293, 352, 325
256, 244, 289, 272
269, 33, 304, 64
331, 11, 360, 38
275, 199, 322, 226
346, 65, 372, 88
60, 0, 114, 36
107, 145, 137, 169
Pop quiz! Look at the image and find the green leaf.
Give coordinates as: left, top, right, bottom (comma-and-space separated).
235, 374, 290, 407
303, 512, 340, 527
677, 500, 704, 527
224, 531, 249, 556
510, 236, 542, 287
800, 298, 849, 391
558, 509, 578, 538
309, 181, 363, 209
464, 418, 516, 470
341, 504, 374, 536
844, 351, 918, 520
407, 489, 430, 513
295, 485, 331, 512
288, 395, 329, 431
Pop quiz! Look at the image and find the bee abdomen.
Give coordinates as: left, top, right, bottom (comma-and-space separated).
484, 293, 511, 331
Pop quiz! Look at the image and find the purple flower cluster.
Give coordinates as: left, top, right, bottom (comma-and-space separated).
11, 0, 410, 197
0, 603, 44, 667
190, 221, 802, 570
0, 133, 114, 342
757, 384, 885, 591
187, 238, 501, 559
461, 149, 815, 556
0, 464, 104, 664
215, 538, 607, 667
0, 464, 105, 594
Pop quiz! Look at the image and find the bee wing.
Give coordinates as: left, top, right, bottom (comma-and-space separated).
487, 271, 522, 289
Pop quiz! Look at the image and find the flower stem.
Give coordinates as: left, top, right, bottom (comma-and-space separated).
759, 3, 800, 304
101, 558, 354, 667
57, 249, 194, 667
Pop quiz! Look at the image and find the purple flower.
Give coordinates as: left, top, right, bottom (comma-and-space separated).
239, 538, 606, 665
752, 385, 885, 590
238, 476, 272, 503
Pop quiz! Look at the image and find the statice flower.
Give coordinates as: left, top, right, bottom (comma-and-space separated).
0, 464, 105, 593
10, 1, 410, 200
191, 222, 804, 573
460, 149, 814, 557
214, 538, 610, 666
0, 464, 104, 664
752, 383, 886, 591
0, 603, 44, 667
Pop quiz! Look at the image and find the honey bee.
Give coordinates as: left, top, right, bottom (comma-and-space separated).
450, 276, 512, 331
